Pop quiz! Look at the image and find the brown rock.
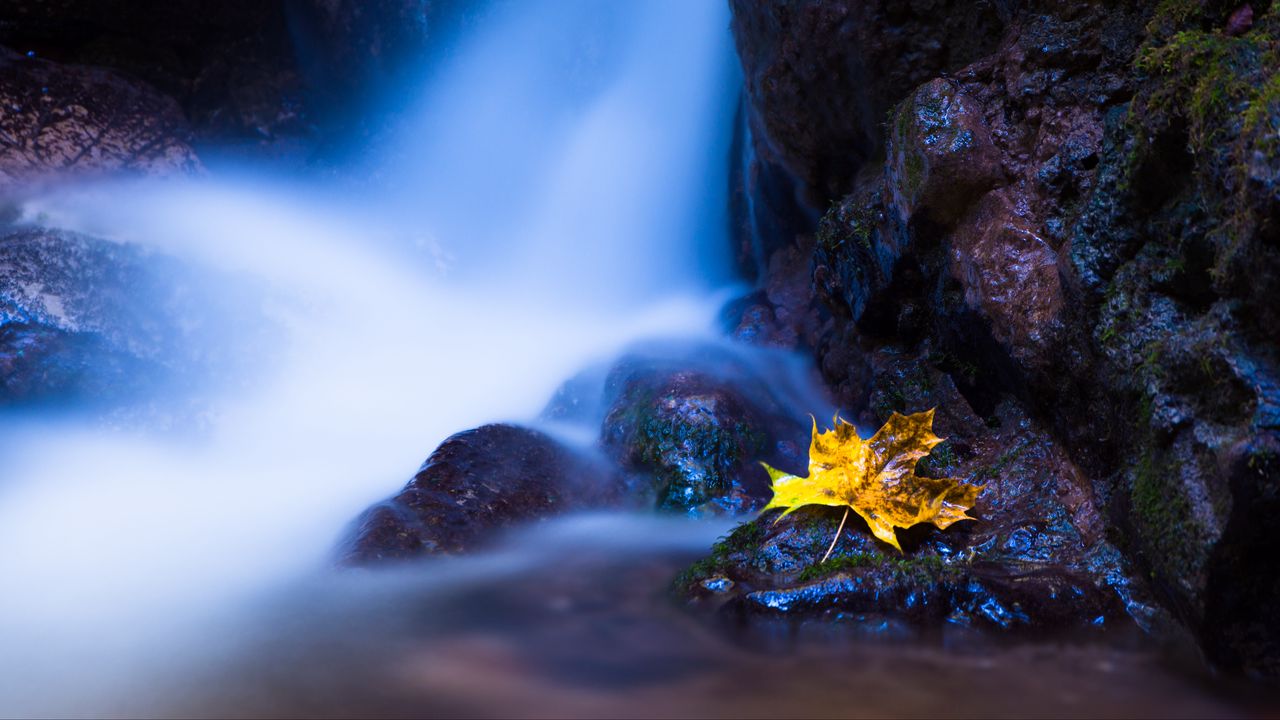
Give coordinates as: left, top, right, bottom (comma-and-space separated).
888, 79, 1003, 227
339, 424, 625, 564
1226, 5, 1254, 36
948, 189, 1065, 374
0, 48, 200, 190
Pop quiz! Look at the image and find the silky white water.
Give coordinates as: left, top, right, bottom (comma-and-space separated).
0, 1, 740, 714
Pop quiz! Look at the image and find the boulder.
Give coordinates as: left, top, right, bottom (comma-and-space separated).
0, 47, 199, 190
676, 357, 1146, 634
0, 226, 238, 407
887, 79, 1003, 227
339, 424, 626, 564
595, 343, 816, 516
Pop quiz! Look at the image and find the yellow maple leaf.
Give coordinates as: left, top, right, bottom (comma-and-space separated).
761, 409, 982, 557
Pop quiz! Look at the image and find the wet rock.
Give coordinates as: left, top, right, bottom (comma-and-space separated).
723, 235, 824, 351
597, 342, 818, 516
0, 226, 239, 407
733, 0, 1280, 674
677, 373, 1139, 634
1226, 5, 1254, 36
887, 79, 1002, 227
339, 424, 626, 564
0, 47, 200, 190
727, 0, 1005, 207
946, 189, 1067, 381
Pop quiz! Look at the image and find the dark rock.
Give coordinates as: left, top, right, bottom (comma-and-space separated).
339, 424, 626, 564
596, 342, 822, 516
887, 79, 1003, 227
0, 0, 304, 155
1226, 5, 1254, 36
677, 369, 1141, 634
0, 1, 466, 155
0, 47, 200, 190
0, 226, 243, 407
728, 0, 1006, 208
287, 0, 446, 103
723, 235, 824, 351
731, 0, 1280, 674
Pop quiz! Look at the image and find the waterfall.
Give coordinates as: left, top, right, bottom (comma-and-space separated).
0, 1, 741, 713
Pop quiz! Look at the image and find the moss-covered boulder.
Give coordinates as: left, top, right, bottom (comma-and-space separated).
887, 79, 1003, 227
597, 342, 817, 516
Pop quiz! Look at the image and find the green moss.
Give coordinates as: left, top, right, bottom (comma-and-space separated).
633, 402, 761, 512
889, 100, 928, 198
1129, 446, 1211, 584
672, 556, 728, 593
1130, 7, 1280, 281
927, 350, 979, 384
671, 520, 766, 593
816, 197, 878, 258
973, 440, 1028, 484
796, 551, 957, 584
1139, 341, 1167, 382
796, 553, 877, 582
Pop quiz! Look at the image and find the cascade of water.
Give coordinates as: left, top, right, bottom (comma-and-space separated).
0, 1, 746, 713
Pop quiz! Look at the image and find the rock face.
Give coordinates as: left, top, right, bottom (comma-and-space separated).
726, 0, 1280, 674
0, 47, 200, 190
0, 226, 235, 406
729, 0, 1006, 207
339, 424, 626, 564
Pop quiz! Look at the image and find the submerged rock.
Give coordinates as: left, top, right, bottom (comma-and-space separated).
340, 424, 627, 564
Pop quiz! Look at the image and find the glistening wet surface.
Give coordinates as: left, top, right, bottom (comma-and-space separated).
156, 515, 1271, 719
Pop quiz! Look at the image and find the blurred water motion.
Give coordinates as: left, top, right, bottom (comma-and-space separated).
162, 515, 1257, 719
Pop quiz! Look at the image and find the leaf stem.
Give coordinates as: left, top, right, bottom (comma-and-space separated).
821, 507, 850, 564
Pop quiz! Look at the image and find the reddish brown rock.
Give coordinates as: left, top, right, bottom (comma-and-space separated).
734, 0, 1280, 675
0, 48, 200, 190
1226, 4, 1254, 36
340, 424, 627, 564
947, 189, 1066, 376
888, 79, 1003, 227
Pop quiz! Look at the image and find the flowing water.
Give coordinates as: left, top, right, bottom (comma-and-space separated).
0, 1, 1271, 717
